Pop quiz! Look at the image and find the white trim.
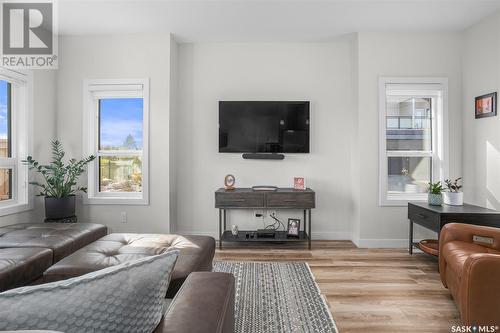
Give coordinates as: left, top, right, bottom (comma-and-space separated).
351, 237, 409, 248
175, 231, 218, 238
352, 237, 431, 249
378, 77, 449, 207
310, 231, 352, 240
176, 230, 353, 241
96, 150, 142, 156
0, 69, 29, 85
0, 68, 33, 216
386, 150, 432, 157
87, 84, 144, 92
82, 79, 150, 206
84, 196, 148, 206
0, 201, 32, 216
385, 195, 427, 205
178, 230, 421, 249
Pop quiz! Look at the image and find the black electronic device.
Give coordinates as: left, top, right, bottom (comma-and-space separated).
242, 153, 285, 160
256, 229, 276, 238
219, 101, 310, 154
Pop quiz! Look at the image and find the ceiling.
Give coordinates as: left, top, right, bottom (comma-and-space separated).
58, 0, 500, 42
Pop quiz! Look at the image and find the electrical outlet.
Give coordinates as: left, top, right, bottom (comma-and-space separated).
254, 210, 264, 224
120, 212, 127, 223
254, 210, 264, 218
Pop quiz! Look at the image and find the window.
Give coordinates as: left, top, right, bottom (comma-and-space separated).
83, 79, 149, 205
0, 69, 32, 215
379, 78, 448, 206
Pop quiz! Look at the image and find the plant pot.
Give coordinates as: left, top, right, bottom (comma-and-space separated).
428, 193, 443, 206
443, 192, 464, 206
44, 196, 76, 220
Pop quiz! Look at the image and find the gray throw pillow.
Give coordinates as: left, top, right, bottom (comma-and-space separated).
0, 331, 64, 333
0, 250, 179, 333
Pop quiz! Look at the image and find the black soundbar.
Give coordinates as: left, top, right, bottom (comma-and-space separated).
242, 153, 285, 160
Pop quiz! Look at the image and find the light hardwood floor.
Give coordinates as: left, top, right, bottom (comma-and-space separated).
214, 241, 461, 333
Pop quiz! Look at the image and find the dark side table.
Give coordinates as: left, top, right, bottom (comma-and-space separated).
407, 202, 500, 255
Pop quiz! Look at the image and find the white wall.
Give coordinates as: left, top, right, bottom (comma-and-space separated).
354, 32, 463, 246
175, 41, 355, 239
462, 12, 500, 209
173, 35, 463, 244
0, 71, 57, 227
56, 33, 173, 233
0, 30, 467, 246
0, 31, 465, 247
169, 37, 179, 232
349, 34, 361, 242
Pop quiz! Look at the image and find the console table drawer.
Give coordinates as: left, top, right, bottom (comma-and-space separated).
266, 192, 315, 208
408, 205, 440, 232
215, 193, 265, 208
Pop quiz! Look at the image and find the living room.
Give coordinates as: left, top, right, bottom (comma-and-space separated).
0, 0, 499, 332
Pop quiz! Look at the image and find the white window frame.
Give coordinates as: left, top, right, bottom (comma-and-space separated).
379, 77, 449, 206
0, 68, 33, 216
83, 79, 149, 205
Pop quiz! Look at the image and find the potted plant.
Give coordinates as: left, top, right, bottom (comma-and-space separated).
428, 181, 443, 206
444, 177, 463, 206
23, 140, 95, 220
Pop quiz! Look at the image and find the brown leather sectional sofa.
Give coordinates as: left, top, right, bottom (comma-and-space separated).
0, 222, 235, 333
42, 233, 216, 297
0, 223, 107, 291
0, 247, 53, 291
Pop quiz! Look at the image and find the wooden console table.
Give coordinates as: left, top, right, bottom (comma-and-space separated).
408, 202, 500, 255
215, 188, 315, 249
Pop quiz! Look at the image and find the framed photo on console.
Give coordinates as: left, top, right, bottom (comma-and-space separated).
287, 218, 300, 237
475, 92, 497, 119
293, 177, 306, 190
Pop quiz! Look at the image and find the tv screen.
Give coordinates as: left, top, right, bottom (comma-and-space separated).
219, 101, 310, 153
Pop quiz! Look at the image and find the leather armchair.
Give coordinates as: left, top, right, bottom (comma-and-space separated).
439, 223, 500, 325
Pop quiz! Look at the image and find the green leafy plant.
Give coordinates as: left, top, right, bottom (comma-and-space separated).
23, 140, 95, 198
428, 181, 444, 195
445, 177, 462, 193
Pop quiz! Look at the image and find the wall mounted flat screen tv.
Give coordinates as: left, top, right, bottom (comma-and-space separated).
219, 101, 310, 153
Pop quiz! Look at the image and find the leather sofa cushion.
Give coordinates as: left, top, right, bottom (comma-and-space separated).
0, 248, 53, 292
441, 240, 500, 277
154, 272, 235, 333
0, 223, 107, 262
43, 233, 215, 296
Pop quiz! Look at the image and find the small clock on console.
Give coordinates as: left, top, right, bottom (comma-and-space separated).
224, 174, 236, 190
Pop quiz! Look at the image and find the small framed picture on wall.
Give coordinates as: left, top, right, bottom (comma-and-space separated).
475, 92, 497, 119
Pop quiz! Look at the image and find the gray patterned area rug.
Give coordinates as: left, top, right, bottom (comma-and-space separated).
213, 261, 338, 333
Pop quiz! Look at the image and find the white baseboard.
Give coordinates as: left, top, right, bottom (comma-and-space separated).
352, 237, 409, 248
175, 230, 415, 249
175, 230, 352, 241
310, 232, 351, 240
175, 230, 219, 238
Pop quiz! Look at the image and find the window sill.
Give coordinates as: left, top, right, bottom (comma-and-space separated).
84, 196, 149, 206
0, 201, 33, 216
380, 195, 427, 207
